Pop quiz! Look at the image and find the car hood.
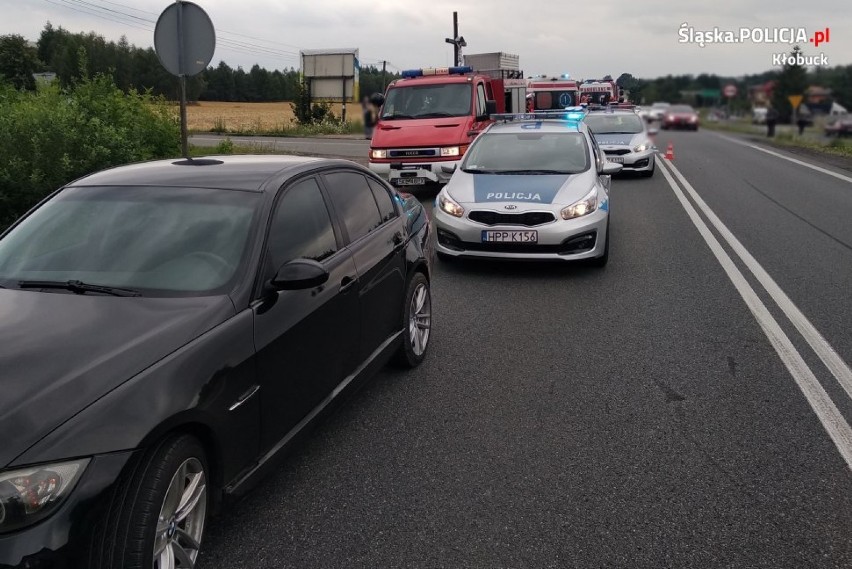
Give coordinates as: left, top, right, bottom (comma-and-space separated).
446, 169, 597, 208
594, 133, 644, 147
0, 289, 235, 467
372, 117, 470, 149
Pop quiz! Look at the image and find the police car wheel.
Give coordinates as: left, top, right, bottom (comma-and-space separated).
393, 272, 431, 368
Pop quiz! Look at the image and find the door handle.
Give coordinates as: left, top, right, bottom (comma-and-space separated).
340, 275, 357, 293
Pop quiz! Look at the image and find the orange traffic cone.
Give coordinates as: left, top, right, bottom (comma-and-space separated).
664, 142, 674, 160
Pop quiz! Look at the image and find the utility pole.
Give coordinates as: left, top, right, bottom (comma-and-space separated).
444, 11, 466, 67
381, 60, 387, 91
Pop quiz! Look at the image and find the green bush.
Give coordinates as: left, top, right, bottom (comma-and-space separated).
0, 75, 180, 226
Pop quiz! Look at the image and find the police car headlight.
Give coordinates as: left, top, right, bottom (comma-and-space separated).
440, 146, 461, 157
438, 193, 464, 218
371, 149, 387, 159
633, 143, 650, 152
0, 459, 89, 533
561, 188, 598, 220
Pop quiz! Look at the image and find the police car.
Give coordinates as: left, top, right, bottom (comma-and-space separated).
434, 109, 621, 265
583, 106, 657, 177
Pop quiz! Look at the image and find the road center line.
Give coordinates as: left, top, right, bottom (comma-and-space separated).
712, 133, 852, 184
657, 157, 852, 470
661, 157, 852, 404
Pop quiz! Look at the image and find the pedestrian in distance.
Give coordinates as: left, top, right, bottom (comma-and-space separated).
361, 96, 375, 140
796, 104, 811, 136
765, 105, 779, 137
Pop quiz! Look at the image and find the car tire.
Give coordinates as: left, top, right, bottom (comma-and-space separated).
89, 434, 209, 569
393, 272, 431, 368
588, 222, 610, 268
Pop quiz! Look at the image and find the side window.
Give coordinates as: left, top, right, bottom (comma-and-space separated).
267, 177, 337, 268
324, 171, 383, 242
367, 178, 398, 223
476, 83, 487, 117
588, 132, 604, 172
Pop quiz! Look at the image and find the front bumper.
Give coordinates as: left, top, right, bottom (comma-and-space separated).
369, 159, 460, 185
662, 120, 699, 129
0, 451, 135, 569
434, 205, 609, 261
603, 149, 655, 171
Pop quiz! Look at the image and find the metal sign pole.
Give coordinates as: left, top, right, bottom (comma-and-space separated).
176, 0, 189, 158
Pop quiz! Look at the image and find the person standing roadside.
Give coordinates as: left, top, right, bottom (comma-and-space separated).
796, 104, 811, 136
362, 96, 375, 140
766, 105, 779, 137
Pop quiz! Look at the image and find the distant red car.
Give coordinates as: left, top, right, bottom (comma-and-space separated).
661, 105, 699, 131
824, 114, 852, 137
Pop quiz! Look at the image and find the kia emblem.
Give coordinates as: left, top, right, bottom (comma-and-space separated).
504, 205, 517, 210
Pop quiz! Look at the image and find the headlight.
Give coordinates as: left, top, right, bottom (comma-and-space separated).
371, 149, 387, 159
689, 116, 698, 122
561, 187, 598, 220
0, 459, 89, 533
440, 146, 461, 157
633, 142, 650, 152
438, 192, 464, 218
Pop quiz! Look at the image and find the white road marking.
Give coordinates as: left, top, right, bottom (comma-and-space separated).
713, 133, 852, 184
662, 157, 852, 403
657, 157, 852, 470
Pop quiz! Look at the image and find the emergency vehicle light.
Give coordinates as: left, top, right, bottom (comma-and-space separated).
492, 109, 587, 122
400, 66, 473, 78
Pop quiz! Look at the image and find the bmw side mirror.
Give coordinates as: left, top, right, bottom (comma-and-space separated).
601, 161, 623, 175
270, 259, 329, 291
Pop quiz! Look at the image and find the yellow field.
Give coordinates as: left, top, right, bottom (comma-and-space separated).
180, 101, 362, 132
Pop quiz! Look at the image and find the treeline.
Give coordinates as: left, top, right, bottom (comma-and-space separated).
5, 23, 398, 102
619, 62, 852, 112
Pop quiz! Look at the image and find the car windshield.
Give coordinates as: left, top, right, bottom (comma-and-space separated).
0, 186, 261, 295
461, 132, 589, 174
381, 83, 472, 119
670, 105, 695, 113
584, 114, 645, 134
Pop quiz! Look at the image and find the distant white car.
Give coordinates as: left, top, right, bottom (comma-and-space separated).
752, 107, 768, 124
648, 102, 670, 121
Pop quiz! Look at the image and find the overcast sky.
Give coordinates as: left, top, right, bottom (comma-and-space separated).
2, 0, 849, 79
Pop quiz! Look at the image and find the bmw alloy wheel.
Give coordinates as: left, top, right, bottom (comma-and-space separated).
153, 457, 207, 569
409, 282, 431, 356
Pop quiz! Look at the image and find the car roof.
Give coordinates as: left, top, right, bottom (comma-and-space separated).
486, 120, 588, 134
69, 155, 356, 192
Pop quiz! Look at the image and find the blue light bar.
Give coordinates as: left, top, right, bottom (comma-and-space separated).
400, 66, 473, 78
491, 109, 587, 122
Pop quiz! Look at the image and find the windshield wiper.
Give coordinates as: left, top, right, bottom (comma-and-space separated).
494, 169, 571, 175
414, 112, 455, 118
382, 113, 415, 120
18, 279, 142, 297
461, 168, 499, 174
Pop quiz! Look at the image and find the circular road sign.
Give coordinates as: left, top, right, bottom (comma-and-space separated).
723, 84, 738, 98
154, 1, 215, 77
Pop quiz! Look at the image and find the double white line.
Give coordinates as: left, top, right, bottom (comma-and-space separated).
656, 155, 852, 470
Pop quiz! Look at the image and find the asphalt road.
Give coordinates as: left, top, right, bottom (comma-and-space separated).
198, 131, 852, 568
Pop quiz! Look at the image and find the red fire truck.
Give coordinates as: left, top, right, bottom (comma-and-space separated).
368, 66, 526, 187
526, 76, 580, 111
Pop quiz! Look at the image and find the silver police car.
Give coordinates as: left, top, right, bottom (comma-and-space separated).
584, 109, 657, 177
434, 110, 621, 265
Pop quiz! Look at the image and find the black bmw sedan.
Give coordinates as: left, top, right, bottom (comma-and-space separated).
0, 155, 433, 568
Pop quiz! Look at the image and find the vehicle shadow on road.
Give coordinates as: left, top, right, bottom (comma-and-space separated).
436, 257, 604, 280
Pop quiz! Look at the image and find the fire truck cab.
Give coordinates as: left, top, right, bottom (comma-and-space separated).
369, 66, 526, 187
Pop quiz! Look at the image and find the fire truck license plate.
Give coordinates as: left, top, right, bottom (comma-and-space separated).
394, 178, 425, 186
481, 230, 538, 243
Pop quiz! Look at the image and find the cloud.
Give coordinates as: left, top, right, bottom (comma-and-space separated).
1, 0, 849, 78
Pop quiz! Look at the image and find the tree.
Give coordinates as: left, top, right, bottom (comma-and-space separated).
771, 45, 808, 123
0, 35, 40, 90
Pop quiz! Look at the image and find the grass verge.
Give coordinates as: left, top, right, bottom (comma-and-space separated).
702, 120, 852, 158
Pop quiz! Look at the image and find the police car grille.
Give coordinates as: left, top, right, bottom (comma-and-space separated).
468, 211, 555, 227
604, 149, 631, 156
